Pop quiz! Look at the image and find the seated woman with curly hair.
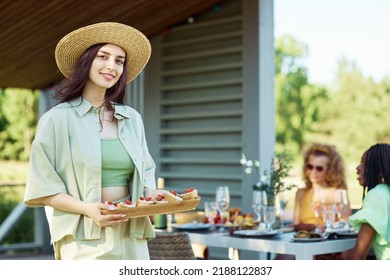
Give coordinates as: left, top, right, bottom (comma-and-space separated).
275, 143, 352, 260
293, 143, 352, 228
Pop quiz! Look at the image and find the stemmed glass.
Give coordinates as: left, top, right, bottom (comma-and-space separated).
263, 206, 276, 231
277, 192, 289, 226
215, 186, 230, 230
252, 190, 268, 227
334, 189, 348, 222
310, 188, 324, 230
321, 203, 336, 232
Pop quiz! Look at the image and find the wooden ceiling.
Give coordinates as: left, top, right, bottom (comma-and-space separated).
0, 0, 223, 89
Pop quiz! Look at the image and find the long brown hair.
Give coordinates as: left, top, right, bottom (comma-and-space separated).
302, 143, 347, 189
54, 43, 128, 110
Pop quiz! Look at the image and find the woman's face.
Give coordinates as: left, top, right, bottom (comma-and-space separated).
306, 155, 329, 186
356, 152, 367, 186
87, 44, 125, 90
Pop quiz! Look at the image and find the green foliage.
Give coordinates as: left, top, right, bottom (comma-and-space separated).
268, 150, 298, 195
275, 35, 329, 154
307, 58, 390, 164
241, 150, 298, 200
0, 88, 39, 160
0, 188, 34, 245
274, 36, 390, 207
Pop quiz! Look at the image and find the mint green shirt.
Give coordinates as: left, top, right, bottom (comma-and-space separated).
349, 184, 390, 260
23, 97, 156, 243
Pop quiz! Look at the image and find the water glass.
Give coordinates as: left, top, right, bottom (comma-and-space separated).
263, 206, 276, 231
215, 186, 230, 228
252, 190, 267, 223
204, 202, 217, 224
277, 192, 289, 226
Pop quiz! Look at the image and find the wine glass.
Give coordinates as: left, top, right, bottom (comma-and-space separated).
310, 188, 324, 229
252, 190, 268, 225
277, 192, 289, 226
263, 206, 276, 231
334, 189, 348, 222
215, 186, 230, 228
321, 203, 336, 232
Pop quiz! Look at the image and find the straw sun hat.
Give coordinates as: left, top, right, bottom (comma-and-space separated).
55, 22, 151, 83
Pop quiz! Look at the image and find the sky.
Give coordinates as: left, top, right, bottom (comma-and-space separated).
274, 0, 390, 85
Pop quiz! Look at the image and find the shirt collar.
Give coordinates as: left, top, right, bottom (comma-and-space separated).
69, 96, 131, 119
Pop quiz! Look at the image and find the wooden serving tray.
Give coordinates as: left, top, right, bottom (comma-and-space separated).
101, 196, 201, 218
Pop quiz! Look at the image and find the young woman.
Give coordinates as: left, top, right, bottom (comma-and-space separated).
23, 22, 160, 259
293, 143, 352, 228
275, 143, 353, 260
334, 143, 390, 260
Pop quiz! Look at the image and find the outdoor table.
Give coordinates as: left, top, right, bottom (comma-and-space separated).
166, 227, 356, 260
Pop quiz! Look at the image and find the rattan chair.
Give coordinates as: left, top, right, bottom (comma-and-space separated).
147, 231, 196, 260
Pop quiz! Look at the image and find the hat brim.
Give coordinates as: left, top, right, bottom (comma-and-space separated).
55, 22, 151, 83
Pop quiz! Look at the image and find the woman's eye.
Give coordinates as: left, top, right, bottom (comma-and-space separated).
116, 60, 124, 65
98, 55, 108, 59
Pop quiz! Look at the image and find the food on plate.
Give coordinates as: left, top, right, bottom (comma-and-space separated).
136, 196, 155, 206
154, 194, 168, 204
103, 187, 199, 211
117, 200, 136, 208
164, 190, 184, 203
180, 188, 198, 200
292, 223, 316, 232
212, 210, 256, 229
229, 207, 241, 216
105, 200, 135, 210
294, 230, 322, 239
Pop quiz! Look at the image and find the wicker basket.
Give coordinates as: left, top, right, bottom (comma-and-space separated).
147, 232, 196, 260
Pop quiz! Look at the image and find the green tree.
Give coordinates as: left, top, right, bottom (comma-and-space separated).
0, 88, 39, 160
312, 58, 390, 163
0, 89, 7, 132
275, 35, 328, 154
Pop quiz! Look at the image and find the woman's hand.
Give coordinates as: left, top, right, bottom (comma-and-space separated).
84, 202, 129, 228
34, 193, 129, 228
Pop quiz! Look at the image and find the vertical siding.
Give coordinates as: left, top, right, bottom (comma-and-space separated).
157, 1, 244, 208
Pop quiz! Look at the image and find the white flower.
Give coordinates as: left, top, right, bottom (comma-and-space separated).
245, 167, 253, 174
260, 175, 268, 183
246, 160, 253, 167
240, 153, 247, 165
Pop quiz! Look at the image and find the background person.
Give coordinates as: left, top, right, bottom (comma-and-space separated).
293, 143, 352, 229
275, 143, 352, 260
331, 143, 390, 260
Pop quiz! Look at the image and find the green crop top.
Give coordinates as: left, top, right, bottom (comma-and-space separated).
101, 138, 135, 187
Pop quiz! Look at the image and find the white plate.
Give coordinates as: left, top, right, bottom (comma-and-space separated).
291, 237, 325, 242
280, 226, 295, 233
233, 229, 280, 237
336, 230, 359, 237
171, 223, 211, 230
325, 228, 351, 234
214, 224, 240, 229
325, 228, 359, 236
